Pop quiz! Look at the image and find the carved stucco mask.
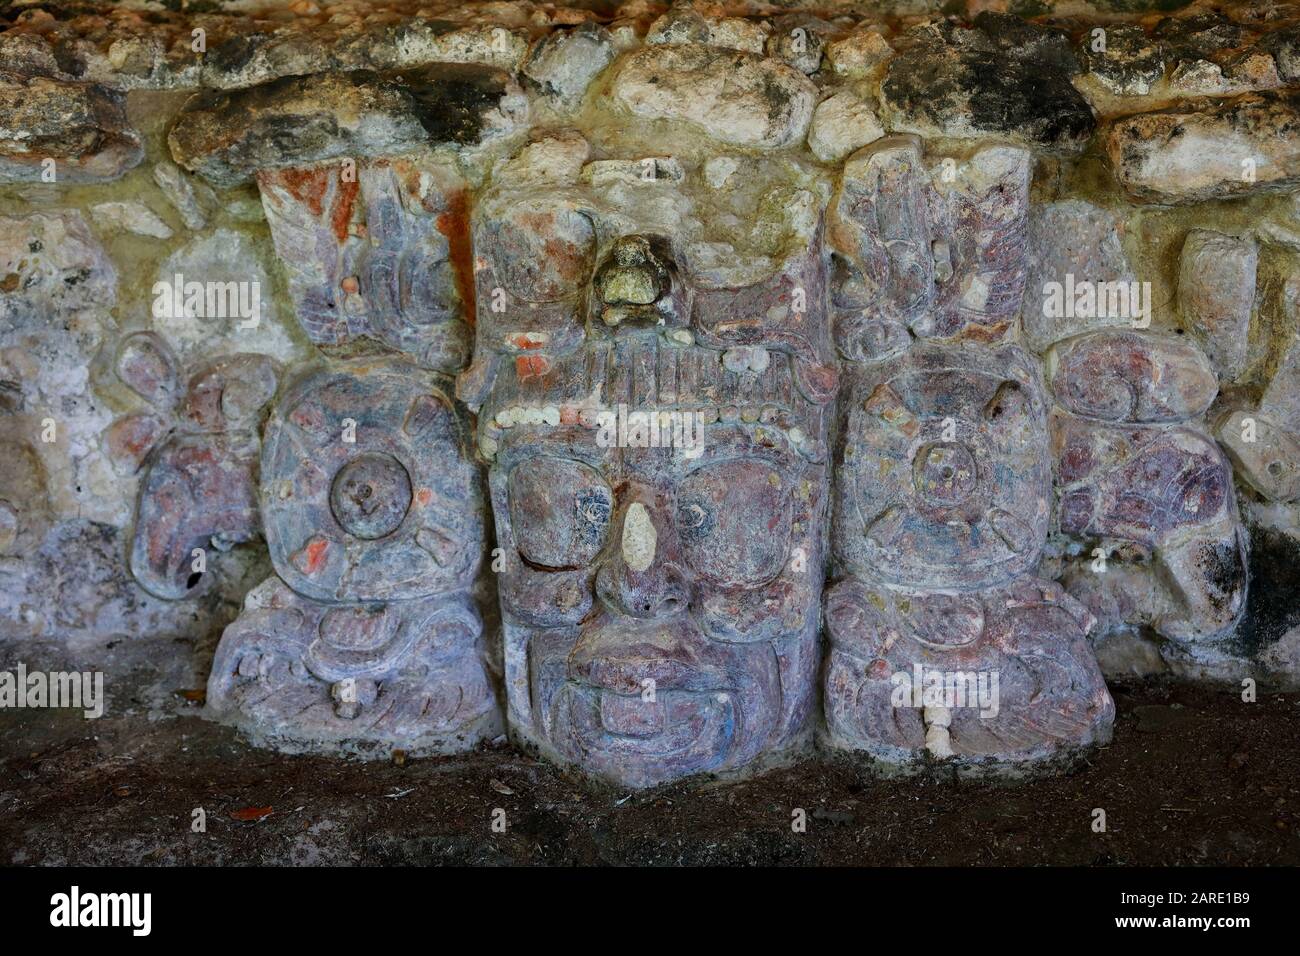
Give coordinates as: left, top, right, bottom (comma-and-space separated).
460, 144, 836, 787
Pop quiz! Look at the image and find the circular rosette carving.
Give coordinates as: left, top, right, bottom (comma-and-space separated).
262, 358, 484, 602
836, 343, 1050, 590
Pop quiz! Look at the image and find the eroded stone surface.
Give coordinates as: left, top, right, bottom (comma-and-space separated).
826, 29, 893, 80
924, 146, 1031, 342
1021, 200, 1136, 353
1216, 409, 1300, 502
126, 352, 279, 600
0, 439, 52, 558
834, 343, 1050, 592
152, 160, 217, 231
607, 43, 818, 150
0, 71, 143, 183
0, 211, 120, 525
90, 200, 172, 240
152, 229, 299, 365
129, 432, 262, 601
646, 7, 768, 55
1079, 23, 1167, 97
1177, 230, 1258, 382
256, 157, 473, 372
881, 14, 1095, 151
169, 65, 527, 187
807, 90, 884, 165
523, 23, 614, 108
1053, 414, 1248, 642
1046, 330, 1218, 423
828, 137, 1031, 354
0, 210, 116, 319
828, 135, 932, 358
261, 358, 483, 603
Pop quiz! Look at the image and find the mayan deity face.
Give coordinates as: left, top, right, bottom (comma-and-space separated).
823, 339, 1114, 765
820, 137, 1115, 765
489, 415, 825, 787
461, 145, 835, 787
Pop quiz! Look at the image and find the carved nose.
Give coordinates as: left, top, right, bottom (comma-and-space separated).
595, 236, 670, 320
601, 501, 689, 619
602, 267, 659, 305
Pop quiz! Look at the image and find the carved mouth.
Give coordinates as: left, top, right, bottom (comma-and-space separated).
553, 682, 737, 785
526, 613, 773, 785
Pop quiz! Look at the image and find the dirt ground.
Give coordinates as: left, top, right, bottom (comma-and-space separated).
3, 659, 1298, 867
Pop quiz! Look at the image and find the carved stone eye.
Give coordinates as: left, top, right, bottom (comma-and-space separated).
329, 453, 413, 540
676, 500, 713, 539
508, 457, 612, 569
676, 460, 791, 587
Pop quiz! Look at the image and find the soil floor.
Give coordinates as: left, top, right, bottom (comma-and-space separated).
3, 667, 1298, 866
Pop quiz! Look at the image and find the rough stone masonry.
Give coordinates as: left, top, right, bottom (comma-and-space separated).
3, 0, 1300, 788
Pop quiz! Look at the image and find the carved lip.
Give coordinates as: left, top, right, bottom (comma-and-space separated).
556, 682, 737, 778
532, 615, 771, 782
567, 616, 736, 692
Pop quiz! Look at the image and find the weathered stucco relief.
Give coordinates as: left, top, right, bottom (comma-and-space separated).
822, 135, 1113, 768
4, 0, 1300, 787
161, 74, 511, 752
457, 118, 836, 787
206, 356, 500, 755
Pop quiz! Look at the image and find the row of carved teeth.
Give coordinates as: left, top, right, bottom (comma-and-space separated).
477, 405, 813, 458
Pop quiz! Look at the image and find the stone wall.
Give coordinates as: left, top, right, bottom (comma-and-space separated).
3, 0, 1300, 787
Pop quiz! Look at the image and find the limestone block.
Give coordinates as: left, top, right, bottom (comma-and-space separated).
881, 14, 1094, 151
0, 70, 142, 183
1105, 93, 1300, 203
1177, 230, 1257, 382
607, 44, 817, 150
169, 65, 527, 188
1020, 200, 1136, 353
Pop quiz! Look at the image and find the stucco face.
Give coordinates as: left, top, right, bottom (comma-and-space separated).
814, 128, 1120, 768
823, 345, 1115, 767
462, 150, 836, 788
491, 425, 825, 789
